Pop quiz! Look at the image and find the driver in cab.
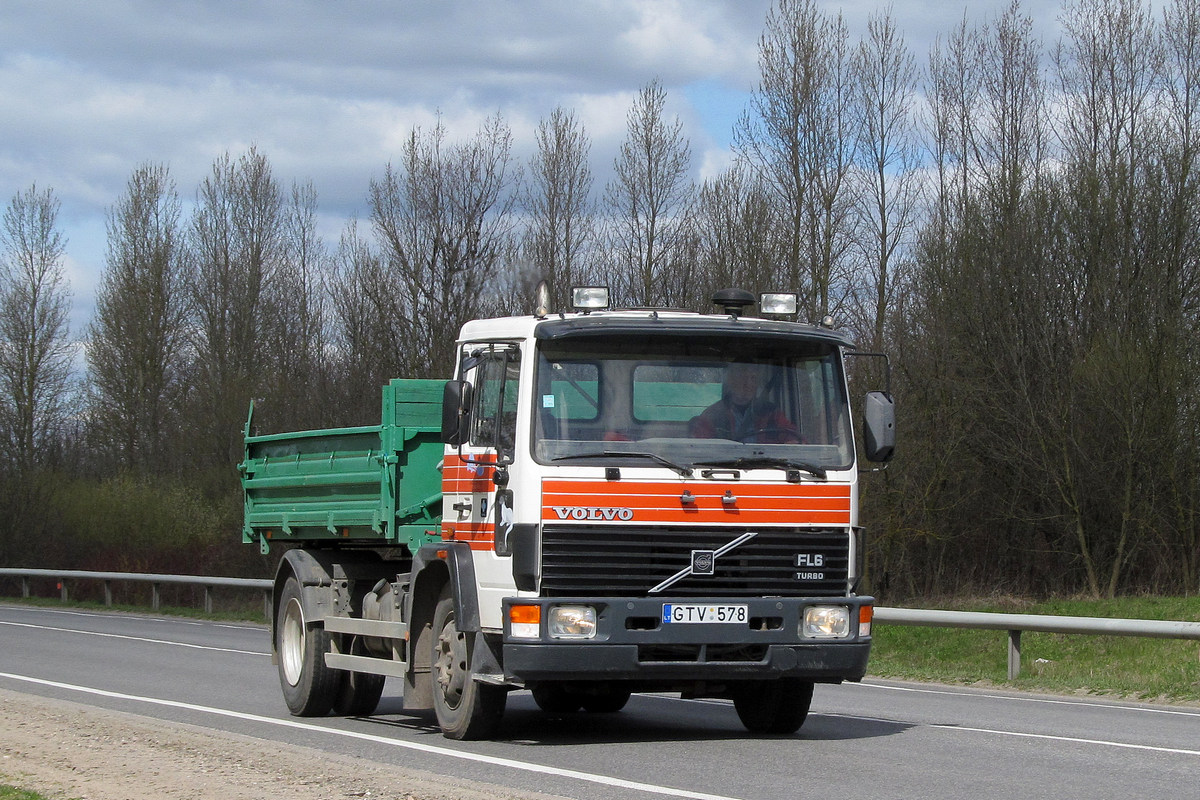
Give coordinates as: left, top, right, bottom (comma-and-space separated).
688, 361, 800, 443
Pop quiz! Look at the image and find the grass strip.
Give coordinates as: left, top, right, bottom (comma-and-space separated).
0, 785, 57, 800
870, 595, 1200, 702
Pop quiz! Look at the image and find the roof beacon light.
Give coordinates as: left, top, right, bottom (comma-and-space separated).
572, 286, 610, 312
760, 292, 799, 316
712, 288, 756, 318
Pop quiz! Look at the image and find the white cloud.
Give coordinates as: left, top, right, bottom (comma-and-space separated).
0, 0, 1066, 340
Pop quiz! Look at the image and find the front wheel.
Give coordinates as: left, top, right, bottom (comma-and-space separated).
531, 682, 582, 713
431, 586, 506, 739
276, 576, 339, 716
581, 687, 631, 713
732, 679, 814, 734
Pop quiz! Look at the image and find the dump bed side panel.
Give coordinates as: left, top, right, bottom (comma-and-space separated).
384, 378, 445, 553
240, 379, 445, 554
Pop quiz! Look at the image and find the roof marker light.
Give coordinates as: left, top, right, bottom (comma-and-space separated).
760, 292, 799, 316
572, 286, 610, 312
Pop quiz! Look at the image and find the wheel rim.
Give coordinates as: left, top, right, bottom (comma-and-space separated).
434, 610, 468, 710
280, 597, 306, 687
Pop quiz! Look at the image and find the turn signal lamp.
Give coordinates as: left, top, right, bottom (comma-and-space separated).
760, 292, 799, 316
509, 604, 541, 639
801, 605, 851, 639
548, 605, 597, 639
572, 286, 610, 311
859, 605, 873, 637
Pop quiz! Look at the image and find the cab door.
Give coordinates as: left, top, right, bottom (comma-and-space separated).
442, 343, 521, 552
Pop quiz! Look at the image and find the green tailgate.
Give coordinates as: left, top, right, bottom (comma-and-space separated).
240, 379, 445, 555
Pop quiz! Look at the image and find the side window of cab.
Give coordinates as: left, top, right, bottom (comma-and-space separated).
470, 347, 521, 455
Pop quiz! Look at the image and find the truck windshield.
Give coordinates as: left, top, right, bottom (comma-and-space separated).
533, 334, 854, 471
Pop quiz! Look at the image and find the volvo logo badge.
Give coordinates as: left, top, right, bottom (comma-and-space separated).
551, 506, 635, 521
648, 532, 759, 593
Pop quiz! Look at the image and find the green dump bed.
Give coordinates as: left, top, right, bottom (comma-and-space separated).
240, 379, 445, 555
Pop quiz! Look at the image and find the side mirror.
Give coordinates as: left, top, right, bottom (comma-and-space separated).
441, 380, 472, 445
863, 391, 895, 463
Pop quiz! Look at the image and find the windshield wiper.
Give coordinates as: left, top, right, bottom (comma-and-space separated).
550, 450, 693, 477
694, 456, 827, 480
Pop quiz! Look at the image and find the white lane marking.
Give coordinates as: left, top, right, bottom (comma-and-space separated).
928, 721, 1200, 756
0, 672, 746, 800
643, 692, 1200, 756
0, 604, 262, 631
0, 620, 267, 657
852, 680, 1200, 718
812, 710, 1200, 755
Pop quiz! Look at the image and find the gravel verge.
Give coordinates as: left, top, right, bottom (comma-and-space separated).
0, 688, 566, 800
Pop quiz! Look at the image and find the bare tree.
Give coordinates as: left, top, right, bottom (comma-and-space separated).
87, 163, 189, 473
523, 107, 595, 310
262, 180, 332, 430
692, 164, 781, 304
1052, 0, 1165, 596
926, 16, 984, 230
1160, 0, 1200, 593
329, 217, 408, 424
849, 10, 921, 352
370, 113, 520, 375
602, 79, 695, 308
188, 146, 284, 464
0, 184, 73, 474
735, 0, 856, 320
894, 2, 1066, 596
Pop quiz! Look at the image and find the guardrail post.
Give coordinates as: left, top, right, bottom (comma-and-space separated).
262, 589, 271, 622
21, 577, 29, 598
1008, 629, 1022, 680
60, 579, 67, 603
152, 583, 160, 611
103, 580, 113, 607
204, 586, 213, 615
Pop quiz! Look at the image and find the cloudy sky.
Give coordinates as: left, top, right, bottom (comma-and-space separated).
1, 0, 1063, 335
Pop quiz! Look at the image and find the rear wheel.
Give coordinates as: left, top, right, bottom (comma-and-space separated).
333, 637, 386, 716
732, 679, 814, 735
276, 576, 338, 716
431, 586, 506, 739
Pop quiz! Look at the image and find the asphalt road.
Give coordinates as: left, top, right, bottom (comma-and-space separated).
2, 602, 1198, 800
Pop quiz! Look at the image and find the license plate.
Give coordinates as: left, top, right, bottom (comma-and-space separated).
662, 604, 748, 624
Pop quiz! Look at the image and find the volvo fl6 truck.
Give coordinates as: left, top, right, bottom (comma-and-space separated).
240, 286, 895, 739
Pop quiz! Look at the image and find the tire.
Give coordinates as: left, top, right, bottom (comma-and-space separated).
276, 576, 339, 716
531, 682, 582, 714
581, 687, 631, 713
333, 637, 386, 717
732, 679, 814, 734
431, 586, 506, 740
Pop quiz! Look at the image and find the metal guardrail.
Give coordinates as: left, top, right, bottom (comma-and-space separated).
0, 568, 272, 620
2, 568, 1198, 680
874, 607, 1200, 679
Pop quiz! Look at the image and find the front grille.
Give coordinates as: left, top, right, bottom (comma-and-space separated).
540, 525, 849, 598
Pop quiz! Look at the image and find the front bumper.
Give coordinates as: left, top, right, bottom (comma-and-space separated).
501, 596, 872, 684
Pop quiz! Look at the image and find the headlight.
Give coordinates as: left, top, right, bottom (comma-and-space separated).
548, 605, 597, 639
801, 605, 851, 639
